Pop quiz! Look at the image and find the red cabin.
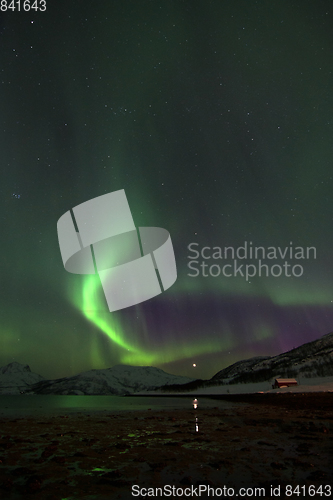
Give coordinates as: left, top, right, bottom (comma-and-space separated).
273, 378, 298, 389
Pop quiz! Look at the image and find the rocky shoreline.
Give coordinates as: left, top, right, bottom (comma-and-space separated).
0, 393, 332, 499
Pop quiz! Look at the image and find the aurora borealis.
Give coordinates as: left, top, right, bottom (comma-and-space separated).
1, 1, 333, 380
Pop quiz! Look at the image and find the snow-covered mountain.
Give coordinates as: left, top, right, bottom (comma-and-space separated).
1, 331, 333, 395
0, 362, 45, 394
161, 331, 333, 392
0, 364, 195, 395
210, 331, 333, 385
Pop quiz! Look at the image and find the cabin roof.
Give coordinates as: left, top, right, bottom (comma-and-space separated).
274, 378, 297, 383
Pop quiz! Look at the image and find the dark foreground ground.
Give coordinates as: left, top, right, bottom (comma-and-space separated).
0, 393, 332, 499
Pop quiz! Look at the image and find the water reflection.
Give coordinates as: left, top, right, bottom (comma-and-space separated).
193, 398, 199, 432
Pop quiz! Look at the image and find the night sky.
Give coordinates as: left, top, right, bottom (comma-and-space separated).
1, 1, 333, 381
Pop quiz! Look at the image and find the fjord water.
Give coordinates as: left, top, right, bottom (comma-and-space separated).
0, 395, 238, 417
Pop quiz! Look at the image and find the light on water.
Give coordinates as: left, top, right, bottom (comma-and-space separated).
0, 395, 235, 417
